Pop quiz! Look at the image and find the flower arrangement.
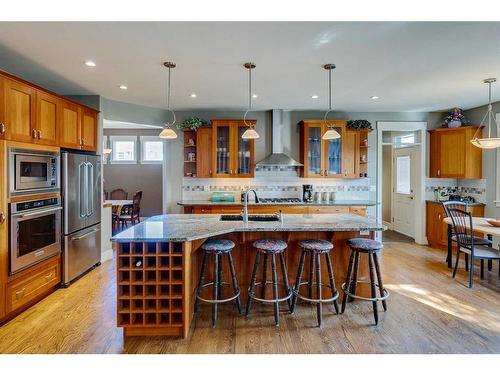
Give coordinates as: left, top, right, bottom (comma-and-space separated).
443, 108, 469, 128
346, 119, 372, 130
176, 117, 208, 130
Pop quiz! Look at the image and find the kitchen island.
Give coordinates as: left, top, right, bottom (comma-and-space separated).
112, 213, 385, 338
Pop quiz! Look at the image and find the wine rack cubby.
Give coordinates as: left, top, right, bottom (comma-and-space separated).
117, 242, 184, 330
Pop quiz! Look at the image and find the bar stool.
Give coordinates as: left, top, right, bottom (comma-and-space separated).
340, 238, 389, 325
245, 239, 292, 326
290, 239, 339, 327
195, 239, 242, 327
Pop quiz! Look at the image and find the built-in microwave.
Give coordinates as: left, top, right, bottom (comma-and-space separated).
9, 148, 60, 195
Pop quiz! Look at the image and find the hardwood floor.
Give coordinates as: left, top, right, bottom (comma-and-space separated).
0, 242, 499, 354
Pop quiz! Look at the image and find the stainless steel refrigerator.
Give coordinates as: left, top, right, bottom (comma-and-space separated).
61, 151, 101, 285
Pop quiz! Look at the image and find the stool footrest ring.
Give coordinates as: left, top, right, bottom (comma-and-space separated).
196, 281, 241, 304
293, 281, 339, 304
247, 281, 292, 304
341, 281, 389, 302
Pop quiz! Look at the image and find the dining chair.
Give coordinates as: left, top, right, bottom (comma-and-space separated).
448, 208, 500, 288
442, 201, 492, 272
118, 191, 143, 227
110, 188, 128, 200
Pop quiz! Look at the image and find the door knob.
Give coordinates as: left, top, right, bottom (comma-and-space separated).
0, 212, 5, 223
0, 123, 5, 134
32, 129, 37, 138
37, 130, 42, 139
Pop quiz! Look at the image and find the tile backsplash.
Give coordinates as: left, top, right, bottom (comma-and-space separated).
182, 169, 373, 201
425, 178, 486, 203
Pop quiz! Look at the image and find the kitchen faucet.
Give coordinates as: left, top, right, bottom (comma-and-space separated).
242, 189, 259, 222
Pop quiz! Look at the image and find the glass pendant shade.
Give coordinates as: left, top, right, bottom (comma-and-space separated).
470, 137, 500, 149
241, 127, 260, 139
322, 127, 341, 140
103, 148, 112, 155
159, 126, 178, 139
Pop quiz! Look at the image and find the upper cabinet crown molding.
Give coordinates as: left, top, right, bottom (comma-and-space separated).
428, 126, 483, 179
0, 71, 98, 152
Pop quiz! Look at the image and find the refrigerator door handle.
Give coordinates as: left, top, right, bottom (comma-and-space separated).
79, 162, 87, 218
70, 228, 100, 241
86, 162, 94, 217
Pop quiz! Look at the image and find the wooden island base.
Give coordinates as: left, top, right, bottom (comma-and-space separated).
116, 230, 374, 338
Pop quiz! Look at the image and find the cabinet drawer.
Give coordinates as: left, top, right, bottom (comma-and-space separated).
6, 262, 60, 313
349, 206, 367, 216
193, 206, 212, 214
309, 206, 350, 214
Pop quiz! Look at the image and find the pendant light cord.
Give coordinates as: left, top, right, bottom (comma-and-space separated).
473, 80, 494, 140
167, 65, 171, 110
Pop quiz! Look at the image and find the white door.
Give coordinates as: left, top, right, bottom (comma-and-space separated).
392, 147, 417, 237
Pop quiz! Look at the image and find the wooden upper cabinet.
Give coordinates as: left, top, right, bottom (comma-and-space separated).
196, 127, 212, 177
3, 78, 36, 143
428, 127, 482, 179
0, 78, 5, 139
81, 108, 98, 151
299, 119, 359, 178
59, 100, 82, 149
35, 90, 59, 146
211, 119, 255, 178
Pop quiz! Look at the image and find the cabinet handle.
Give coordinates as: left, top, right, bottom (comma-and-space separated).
437, 169, 440, 176
15, 288, 26, 299
209, 169, 212, 176
37, 130, 42, 139
0, 212, 5, 223
45, 273, 53, 281
0, 123, 5, 134
32, 129, 37, 138
438, 214, 442, 220
319, 169, 323, 176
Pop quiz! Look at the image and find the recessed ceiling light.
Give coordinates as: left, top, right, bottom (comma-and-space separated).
370, 96, 380, 100
311, 95, 319, 99
252, 94, 258, 99
85, 61, 96, 67
119, 85, 128, 90
189, 93, 197, 98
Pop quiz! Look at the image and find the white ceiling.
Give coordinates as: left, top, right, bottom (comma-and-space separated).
0, 22, 499, 112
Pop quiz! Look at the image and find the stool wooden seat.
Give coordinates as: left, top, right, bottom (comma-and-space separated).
245, 239, 292, 326
290, 239, 339, 327
341, 238, 389, 325
195, 239, 242, 327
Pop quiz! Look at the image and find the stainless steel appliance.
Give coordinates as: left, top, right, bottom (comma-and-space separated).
9, 148, 59, 195
62, 152, 101, 285
9, 197, 62, 274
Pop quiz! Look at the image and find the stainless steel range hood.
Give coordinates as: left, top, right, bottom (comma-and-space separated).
256, 109, 303, 167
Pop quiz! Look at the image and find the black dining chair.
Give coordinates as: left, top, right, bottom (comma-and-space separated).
448, 208, 500, 288
442, 201, 492, 272
118, 191, 143, 227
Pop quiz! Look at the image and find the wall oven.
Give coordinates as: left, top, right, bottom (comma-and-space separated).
10, 197, 62, 274
9, 148, 59, 195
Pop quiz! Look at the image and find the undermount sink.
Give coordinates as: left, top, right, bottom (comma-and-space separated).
220, 214, 280, 222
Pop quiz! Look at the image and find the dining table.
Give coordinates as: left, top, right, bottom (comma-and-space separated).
443, 216, 500, 268
104, 199, 133, 216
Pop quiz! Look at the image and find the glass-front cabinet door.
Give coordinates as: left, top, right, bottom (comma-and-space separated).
213, 123, 231, 177
237, 125, 254, 176
323, 121, 346, 177
305, 123, 323, 176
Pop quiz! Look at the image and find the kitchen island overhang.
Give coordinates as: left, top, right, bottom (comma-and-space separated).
112, 214, 386, 338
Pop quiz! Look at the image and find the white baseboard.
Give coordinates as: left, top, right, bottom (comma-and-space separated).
101, 248, 114, 263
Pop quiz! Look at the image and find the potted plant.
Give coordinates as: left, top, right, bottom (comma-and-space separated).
346, 119, 372, 130
176, 117, 208, 131
443, 108, 469, 128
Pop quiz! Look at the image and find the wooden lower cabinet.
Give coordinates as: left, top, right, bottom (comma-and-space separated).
3, 256, 61, 319
186, 205, 367, 215
426, 201, 485, 248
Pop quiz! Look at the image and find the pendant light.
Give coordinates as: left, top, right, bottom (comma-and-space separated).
470, 78, 500, 149
322, 63, 341, 140
241, 62, 260, 139
159, 61, 178, 139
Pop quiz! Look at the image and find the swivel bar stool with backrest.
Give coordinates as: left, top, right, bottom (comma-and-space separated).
290, 239, 340, 327
195, 239, 242, 327
341, 238, 389, 325
245, 239, 292, 326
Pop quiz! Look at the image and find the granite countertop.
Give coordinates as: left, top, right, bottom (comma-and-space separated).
426, 200, 485, 206
177, 200, 378, 207
112, 213, 386, 242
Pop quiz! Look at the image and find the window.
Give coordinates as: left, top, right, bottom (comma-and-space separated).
110, 136, 137, 163
141, 137, 164, 163
396, 155, 411, 194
